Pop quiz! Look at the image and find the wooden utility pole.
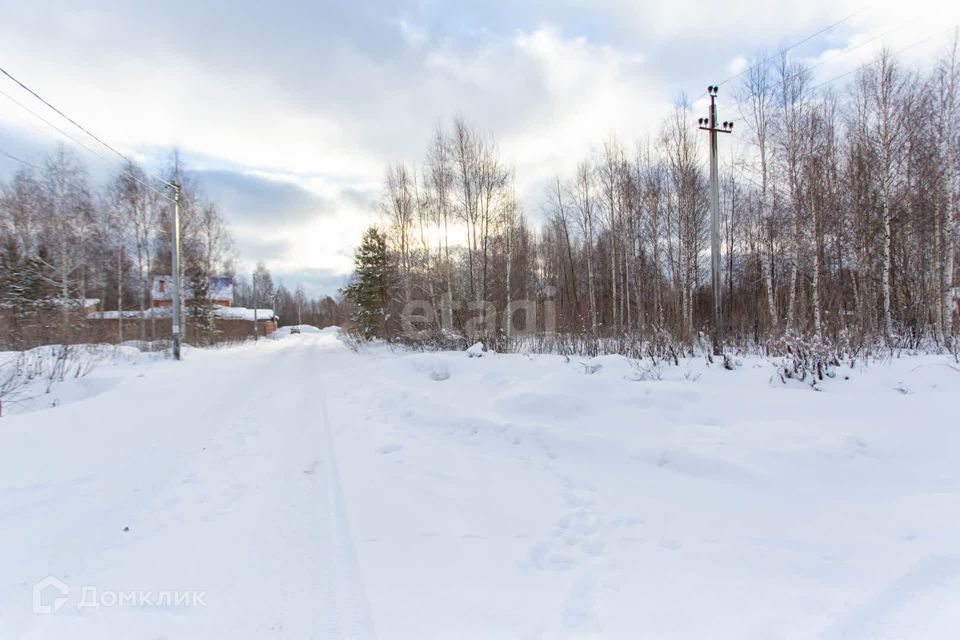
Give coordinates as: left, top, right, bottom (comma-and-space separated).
698, 85, 733, 356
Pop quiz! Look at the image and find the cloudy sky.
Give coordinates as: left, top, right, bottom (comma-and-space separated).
0, 0, 956, 296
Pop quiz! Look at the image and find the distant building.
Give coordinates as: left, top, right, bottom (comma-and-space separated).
152, 276, 234, 308
47, 298, 100, 315
214, 306, 279, 336
82, 298, 101, 316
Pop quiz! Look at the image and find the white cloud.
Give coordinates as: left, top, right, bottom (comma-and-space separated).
397, 18, 429, 47
1, 0, 957, 296
727, 56, 748, 75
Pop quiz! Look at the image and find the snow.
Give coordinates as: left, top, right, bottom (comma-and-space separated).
213, 306, 277, 321
271, 324, 329, 337
466, 341, 486, 357
2, 335, 960, 638
87, 308, 170, 320
47, 298, 100, 310
87, 306, 276, 321
0, 344, 167, 416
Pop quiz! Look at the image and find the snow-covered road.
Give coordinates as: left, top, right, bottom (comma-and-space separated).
2, 331, 960, 639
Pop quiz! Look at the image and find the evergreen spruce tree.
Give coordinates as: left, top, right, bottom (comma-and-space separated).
342, 226, 389, 339
185, 272, 218, 345
0, 239, 54, 348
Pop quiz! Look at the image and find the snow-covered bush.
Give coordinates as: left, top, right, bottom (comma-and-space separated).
466, 342, 487, 358
768, 335, 842, 389
0, 343, 161, 414
579, 361, 603, 375
393, 328, 471, 352
626, 358, 663, 382
340, 330, 365, 352
0, 345, 99, 411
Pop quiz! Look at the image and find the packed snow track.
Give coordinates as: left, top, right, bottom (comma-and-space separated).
2, 329, 959, 639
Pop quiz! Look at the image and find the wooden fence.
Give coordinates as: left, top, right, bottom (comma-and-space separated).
1, 311, 274, 351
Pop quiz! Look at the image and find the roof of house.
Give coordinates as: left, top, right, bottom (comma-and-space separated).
152, 275, 234, 302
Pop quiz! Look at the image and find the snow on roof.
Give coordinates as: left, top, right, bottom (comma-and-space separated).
50, 298, 101, 309
213, 306, 277, 321
88, 306, 276, 321
152, 275, 234, 302
88, 308, 171, 320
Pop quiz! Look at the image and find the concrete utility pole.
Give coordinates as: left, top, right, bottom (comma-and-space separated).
171, 182, 183, 360
698, 86, 733, 357
252, 274, 259, 341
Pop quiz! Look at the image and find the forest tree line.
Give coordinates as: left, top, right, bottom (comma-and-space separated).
348, 46, 960, 353
236, 262, 350, 330
0, 147, 347, 349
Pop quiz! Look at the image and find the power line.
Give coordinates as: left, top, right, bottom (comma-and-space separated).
0, 99, 77, 148
0, 66, 188, 361
808, 23, 959, 92
717, 4, 874, 90
805, 20, 914, 75
0, 147, 41, 171
706, 11, 939, 132
695, 3, 874, 103
0, 86, 174, 202
722, 21, 956, 126
0, 66, 176, 190
0, 86, 116, 166
721, 26, 957, 161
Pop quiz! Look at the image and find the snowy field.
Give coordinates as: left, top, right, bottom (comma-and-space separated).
1, 329, 959, 639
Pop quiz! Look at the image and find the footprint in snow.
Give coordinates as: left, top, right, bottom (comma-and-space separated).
377, 443, 403, 455
659, 538, 682, 551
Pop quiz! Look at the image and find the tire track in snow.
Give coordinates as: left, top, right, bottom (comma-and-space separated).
821, 554, 960, 639
305, 340, 378, 640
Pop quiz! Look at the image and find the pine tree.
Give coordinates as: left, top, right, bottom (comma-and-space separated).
342, 226, 389, 339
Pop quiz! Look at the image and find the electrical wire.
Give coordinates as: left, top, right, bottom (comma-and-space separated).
0, 86, 116, 167
717, 3, 874, 90
808, 23, 958, 92
0, 86, 174, 202
0, 147, 41, 171
0, 66, 175, 190
717, 21, 956, 131
694, 3, 874, 101
805, 20, 914, 76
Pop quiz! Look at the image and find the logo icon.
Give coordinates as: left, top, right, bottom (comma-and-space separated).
33, 576, 69, 614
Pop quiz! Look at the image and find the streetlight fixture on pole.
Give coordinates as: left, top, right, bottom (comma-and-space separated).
698, 85, 733, 357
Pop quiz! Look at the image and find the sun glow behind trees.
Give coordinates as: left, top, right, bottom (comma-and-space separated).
360, 44, 960, 352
